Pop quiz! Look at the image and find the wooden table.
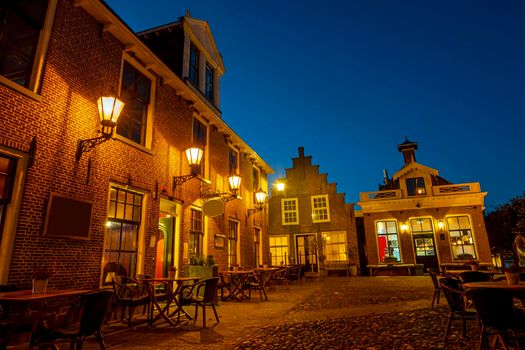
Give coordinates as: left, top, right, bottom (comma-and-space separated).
142, 277, 200, 326
219, 271, 253, 301
464, 281, 525, 291
0, 289, 90, 348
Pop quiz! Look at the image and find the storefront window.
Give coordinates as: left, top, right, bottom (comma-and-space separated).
447, 216, 476, 259
376, 220, 400, 262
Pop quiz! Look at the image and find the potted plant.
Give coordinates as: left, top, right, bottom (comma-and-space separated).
346, 246, 358, 276
32, 267, 53, 294
168, 266, 177, 278
186, 255, 218, 278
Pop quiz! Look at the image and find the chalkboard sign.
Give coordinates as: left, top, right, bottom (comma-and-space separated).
43, 193, 92, 240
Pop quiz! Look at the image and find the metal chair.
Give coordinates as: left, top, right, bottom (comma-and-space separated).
32, 289, 114, 350
428, 268, 443, 308
439, 277, 477, 343
247, 270, 269, 301
467, 288, 525, 349
179, 277, 220, 328
111, 276, 150, 326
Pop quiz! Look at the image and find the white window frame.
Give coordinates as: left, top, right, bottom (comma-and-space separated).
0, 0, 57, 100
114, 54, 156, 150
281, 198, 299, 225
447, 215, 477, 260
375, 220, 401, 263
269, 235, 289, 267
311, 194, 330, 223
322, 231, 347, 262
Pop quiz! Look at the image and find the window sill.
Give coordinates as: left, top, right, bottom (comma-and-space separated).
114, 134, 154, 156
0, 77, 42, 102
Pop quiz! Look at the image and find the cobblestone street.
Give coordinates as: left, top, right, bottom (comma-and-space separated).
81, 276, 480, 349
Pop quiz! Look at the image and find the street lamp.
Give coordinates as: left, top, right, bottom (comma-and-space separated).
247, 188, 267, 217
173, 146, 204, 190
75, 95, 125, 161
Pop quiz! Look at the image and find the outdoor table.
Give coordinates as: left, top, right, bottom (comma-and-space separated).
463, 280, 525, 291
219, 270, 253, 301
141, 277, 200, 326
0, 289, 90, 347
440, 262, 493, 273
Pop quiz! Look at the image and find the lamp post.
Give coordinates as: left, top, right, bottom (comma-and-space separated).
173, 146, 204, 190
76, 95, 125, 161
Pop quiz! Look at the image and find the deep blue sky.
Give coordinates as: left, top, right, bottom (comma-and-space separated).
105, 0, 524, 210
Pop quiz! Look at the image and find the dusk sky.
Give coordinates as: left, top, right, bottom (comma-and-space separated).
105, 0, 525, 210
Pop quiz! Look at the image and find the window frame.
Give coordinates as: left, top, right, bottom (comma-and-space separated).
269, 235, 289, 267
115, 56, 155, 148
281, 198, 299, 225
311, 194, 330, 223
192, 117, 208, 177
205, 62, 214, 101
228, 147, 239, 176
375, 220, 401, 263
322, 231, 347, 262
228, 219, 239, 267
189, 208, 203, 259
188, 42, 199, 87
410, 217, 437, 257
0, 0, 57, 99
447, 215, 477, 260
406, 177, 426, 196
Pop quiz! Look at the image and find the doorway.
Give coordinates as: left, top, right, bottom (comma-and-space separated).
156, 200, 181, 278
413, 234, 439, 271
296, 234, 318, 272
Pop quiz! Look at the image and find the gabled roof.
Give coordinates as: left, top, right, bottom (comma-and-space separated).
392, 161, 438, 180
137, 13, 225, 74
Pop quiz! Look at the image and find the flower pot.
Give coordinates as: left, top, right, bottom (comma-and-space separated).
505, 271, 520, 285
32, 279, 48, 294
348, 265, 358, 277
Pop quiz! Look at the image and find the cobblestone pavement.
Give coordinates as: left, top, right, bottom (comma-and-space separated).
80, 276, 480, 349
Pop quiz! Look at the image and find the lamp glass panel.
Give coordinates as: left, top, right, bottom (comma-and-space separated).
185, 147, 203, 166
255, 190, 266, 204
228, 175, 241, 191
98, 96, 124, 124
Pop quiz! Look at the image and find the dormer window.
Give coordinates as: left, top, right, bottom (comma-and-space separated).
189, 43, 199, 86
406, 177, 426, 196
205, 62, 214, 101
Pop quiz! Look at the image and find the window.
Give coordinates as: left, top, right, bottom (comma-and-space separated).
0, 0, 49, 89
192, 118, 207, 176
205, 62, 213, 101
406, 177, 426, 196
376, 220, 400, 263
323, 231, 347, 262
0, 155, 16, 240
254, 227, 260, 268
269, 235, 289, 267
410, 218, 436, 257
447, 216, 476, 259
228, 220, 238, 266
189, 209, 203, 259
281, 198, 298, 225
117, 61, 152, 145
228, 148, 239, 176
189, 43, 199, 86
103, 187, 143, 283
252, 167, 260, 192
311, 195, 330, 223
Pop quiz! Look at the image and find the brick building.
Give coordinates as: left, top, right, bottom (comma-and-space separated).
268, 147, 359, 273
358, 138, 491, 273
0, 1, 272, 289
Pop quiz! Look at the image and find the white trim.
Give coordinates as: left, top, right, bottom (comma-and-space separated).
0, 148, 28, 284
311, 194, 330, 223
281, 198, 299, 225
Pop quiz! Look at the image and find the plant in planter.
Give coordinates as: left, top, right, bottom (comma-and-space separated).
383, 256, 398, 264
346, 246, 358, 276
186, 255, 218, 278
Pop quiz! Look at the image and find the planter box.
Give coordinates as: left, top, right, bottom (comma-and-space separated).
184, 265, 218, 279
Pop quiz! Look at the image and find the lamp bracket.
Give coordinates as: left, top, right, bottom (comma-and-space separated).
200, 186, 238, 203
76, 134, 111, 161
172, 173, 198, 191
247, 206, 264, 217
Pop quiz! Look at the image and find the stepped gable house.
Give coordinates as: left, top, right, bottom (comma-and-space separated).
358, 138, 491, 273
0, 1, 272, 289
268, 147, 359, 273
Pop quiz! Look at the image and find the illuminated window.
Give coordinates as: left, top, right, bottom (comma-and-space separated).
323, 231, 347, 262
447, 216, 476, 259
0, 0, 50, 90
376, 220, 400, 263
311, 195, 330, 223
228, 220, 239, 266
281, 198, 298, 225
410, 218, 436, 257
189, 43, 199, 86
406, 177, 426, 196
0, 155, 16, 239
117, 60, 152, 145
189, 209, 203, 259
192, 118, 207, 177
269, 235, 289, 266
103, 187, 143, 283
205, 62, 213, 101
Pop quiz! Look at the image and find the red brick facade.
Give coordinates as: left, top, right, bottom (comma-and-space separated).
0, 1, 271, 289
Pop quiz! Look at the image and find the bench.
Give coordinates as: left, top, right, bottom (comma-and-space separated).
367, 263, 424, 276
324, 262, 351, 276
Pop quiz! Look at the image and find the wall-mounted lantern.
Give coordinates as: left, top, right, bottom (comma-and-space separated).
76, 95, 124, 161
200, 173, 242, 202
400, 222, 408, 233
172, 146, 204, 191
247, 188, 267, 217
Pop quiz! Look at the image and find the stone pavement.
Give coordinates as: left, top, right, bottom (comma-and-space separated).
81, 276, 480, 349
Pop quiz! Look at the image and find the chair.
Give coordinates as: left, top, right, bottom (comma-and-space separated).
247, 271, 269, 301
111, 276, 150, 326
458, 271, 492, 284
428, 269, 443, 308
179, 277, 220, 328
439, 277, 477, 343
32, 289, 114, 350
467, 288, 525, 349
287, 266, 303, 285
272, 267, 290, 290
